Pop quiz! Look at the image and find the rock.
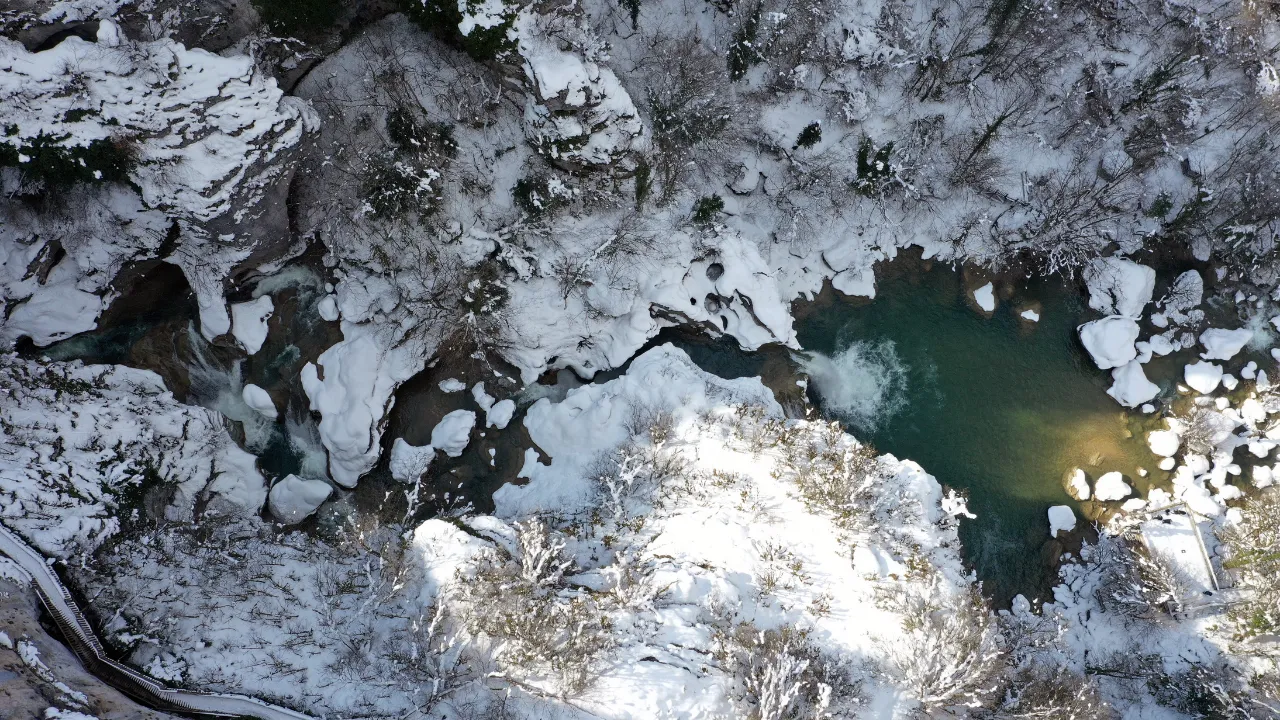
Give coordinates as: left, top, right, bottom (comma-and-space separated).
1120, 498, 1148, 512
268, 475, 332, 524
317, 295, 340, 321
390, 439, 435, 482
832, 268, 876, 299
438, 378, 467, 393
229, 296, 273, 354
1148, 429, 1180, 457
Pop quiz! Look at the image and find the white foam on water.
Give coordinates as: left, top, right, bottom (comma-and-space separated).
801, 339, 909, 432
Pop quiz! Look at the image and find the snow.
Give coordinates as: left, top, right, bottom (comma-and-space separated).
430, 410, 476, 458
1140, 509, 1217, 598
389, 439, 435, 482
1020, 309, 1040, 322
1078, 316, 1140, 369
1048, 505, 1076, 537
1083, 257, 1155, 317
241, 384, 278, 420
1184, 361, 1224, 394
972, 282, 995, 312
1199, 327, 1254, 361
1093, 472, 1132, 501
267, 475, 332, 525
230, 297, 274, 354
471, 382, 517, 428
0, 25, 315, 348
1106, 360, 1159, 407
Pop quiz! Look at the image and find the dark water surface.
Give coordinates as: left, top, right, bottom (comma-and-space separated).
792, 260, 1181, 605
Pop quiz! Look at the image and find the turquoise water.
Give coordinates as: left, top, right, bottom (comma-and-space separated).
793, 260, 1174, 606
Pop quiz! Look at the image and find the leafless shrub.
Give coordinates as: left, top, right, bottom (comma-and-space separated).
1220, 488, 1280, 643
989, 664, 1116, 719
457, 519, 610, 696
713, 620, 863, 719
1087, 532, 1189, 619
877, 582, 1005, 711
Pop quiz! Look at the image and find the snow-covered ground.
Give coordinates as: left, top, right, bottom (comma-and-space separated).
3, 0, 1280, 715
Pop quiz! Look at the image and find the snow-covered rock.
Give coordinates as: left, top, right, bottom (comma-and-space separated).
240, 384, 278, 420
438, 378, 467, 393
1107, 360, 1159, 407
1079, 316, 1140, 369
230, 297, 274, 355
430, 410, 476, 457
268, 475, 332, 525
1199, 327, 1254, 361
1184, 361, 1224, 394
973, 282, 995, 312
1048, 505, 1077, 537
0, 356, 266, 557
1020, 309, 1040, 322
485, 399, 516, 429
1094, 472, 1132, 501
832, 268, 876, 298
1165, 270, 1203, 314
300, 326, 423, 487
0, 24, 315, 346
1065, 468, 1091, 500
1084, 257, 1155, 317
1148, 429, 1180, 457
316, 295, 340, 322
389, 439, 435, 483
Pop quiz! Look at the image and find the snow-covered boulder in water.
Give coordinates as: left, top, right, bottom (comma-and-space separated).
390, 439, 436, 482
268, 475, 332, 524
1199, 328, 1254, 361
1079, 316, 1140, 369
1048, 505, 1077, 537
241, 384, 278, 420
230, 297, 274, 355
1084, 257, 1155, 317
1148, 429, 1180, 457
1184, 361, 1224, 394
973, 282, 995, 312
1107, 360, 1159, 407
1094, 472, 1132, 501
430, 410, 476, 457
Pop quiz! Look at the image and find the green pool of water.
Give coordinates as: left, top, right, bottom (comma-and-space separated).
793, 260, 1177, 606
